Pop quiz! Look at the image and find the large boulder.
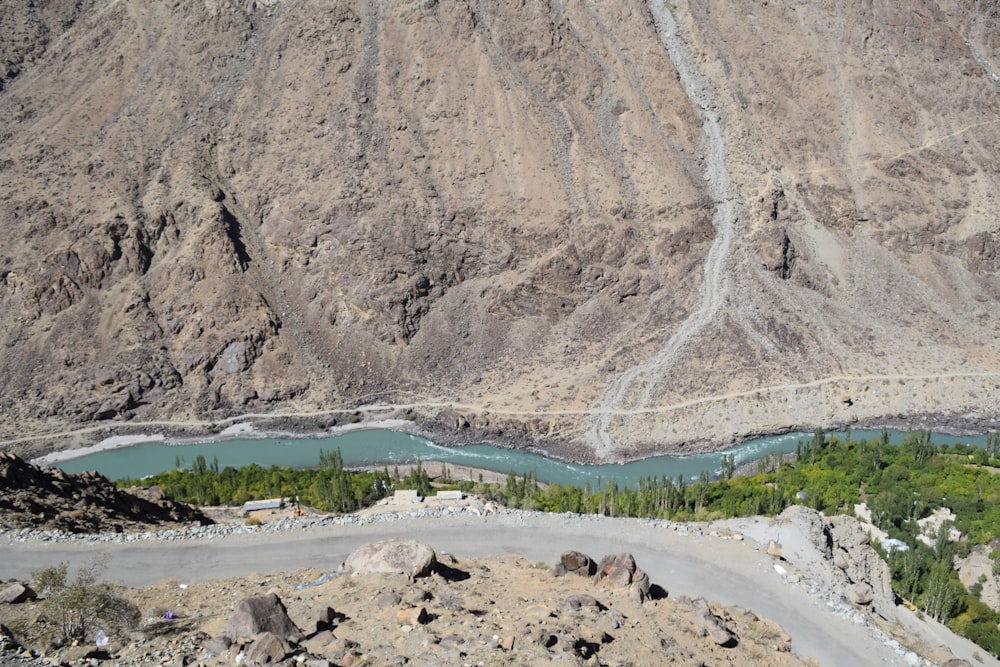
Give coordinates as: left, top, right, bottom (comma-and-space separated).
344, 539, 437, 579
225, 593, 303, 643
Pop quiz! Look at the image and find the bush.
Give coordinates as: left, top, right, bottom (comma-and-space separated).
32, 558, 140, 647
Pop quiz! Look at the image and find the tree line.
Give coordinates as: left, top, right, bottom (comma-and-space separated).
120, 430, 1000, 656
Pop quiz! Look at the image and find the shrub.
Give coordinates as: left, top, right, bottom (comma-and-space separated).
32, 558, 140, 647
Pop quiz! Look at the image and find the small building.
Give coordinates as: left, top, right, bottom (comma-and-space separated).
881, 538, 910, 553
392, 489, 423, 504
241, 498, 284, 516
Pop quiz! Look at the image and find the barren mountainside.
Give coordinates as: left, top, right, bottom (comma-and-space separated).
1, 0, 999, 460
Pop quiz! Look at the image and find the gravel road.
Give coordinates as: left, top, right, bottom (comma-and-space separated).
0, 510, 961, 666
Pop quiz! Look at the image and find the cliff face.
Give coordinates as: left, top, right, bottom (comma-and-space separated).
1, 0, 999, 459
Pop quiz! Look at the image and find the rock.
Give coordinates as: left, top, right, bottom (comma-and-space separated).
345, 539, 437, 579
202, 635, 232, 656
396, 606, 429, 626
690, 598, 737, 647
556, 550, 595, 576
848, 582, 874, 606
592, 553, 654, 601
498, 635, 515, 650
302, 630, 336, 656
376, 592, 402, 608
0, 624, 20, 650
560, 594, 604, 611
225, 593, 303, 643
766, 540, 783, 558
0, 583, 36, 604
245, 632, 289, 666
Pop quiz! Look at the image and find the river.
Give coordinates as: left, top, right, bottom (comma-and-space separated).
47, 428, 988, 487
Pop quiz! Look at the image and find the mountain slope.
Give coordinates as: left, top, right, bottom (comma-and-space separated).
1, 0, 999, 460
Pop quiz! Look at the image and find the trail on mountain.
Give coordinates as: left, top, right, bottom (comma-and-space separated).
585, 2, 740, 457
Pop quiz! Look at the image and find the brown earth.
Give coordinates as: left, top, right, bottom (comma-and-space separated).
1, 550, 807, 667
1, 0, 999, 461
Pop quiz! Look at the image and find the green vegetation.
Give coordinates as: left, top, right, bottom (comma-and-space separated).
120, 431, 1000, 656
119, 449, 393, 513
31, 558, 140, 647
459, 428, 1000, 656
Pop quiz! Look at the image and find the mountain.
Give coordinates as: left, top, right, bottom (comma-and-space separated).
1, 0, 999, 461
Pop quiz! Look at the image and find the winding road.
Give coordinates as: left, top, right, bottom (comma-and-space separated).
3, 512, 985, 666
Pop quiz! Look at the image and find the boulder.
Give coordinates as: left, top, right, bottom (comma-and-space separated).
554, 550, 595, 577
245, 632, 289, 666
848, 582, 874, 606
0, 583, 36, 604
345, 539, 437, 579
225, 593, 303, 643
592, 553, 653, 601
302, 630, 337, 656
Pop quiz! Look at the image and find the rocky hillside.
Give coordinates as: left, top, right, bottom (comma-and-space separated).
1, 0, 999, 460
0, 452, 210, 533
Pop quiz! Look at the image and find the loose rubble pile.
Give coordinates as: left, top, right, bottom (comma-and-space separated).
0, 453, 210, 533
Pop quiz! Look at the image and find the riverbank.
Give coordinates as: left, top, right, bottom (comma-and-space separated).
6, 403, 997, 476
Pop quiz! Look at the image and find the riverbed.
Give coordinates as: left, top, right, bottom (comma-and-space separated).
38, 426, 989, 487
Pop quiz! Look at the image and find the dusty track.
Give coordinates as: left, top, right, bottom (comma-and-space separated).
0, 513, 933, 666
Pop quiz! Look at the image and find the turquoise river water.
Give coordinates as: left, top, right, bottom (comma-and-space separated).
51, 428, 988, 487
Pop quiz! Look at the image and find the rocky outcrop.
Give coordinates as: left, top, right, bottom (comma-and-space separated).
344, 538, 437, 579
0, 453, 210, 533
826, 513, 896, 619
770, 506, 896, 620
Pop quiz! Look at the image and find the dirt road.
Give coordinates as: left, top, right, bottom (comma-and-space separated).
0, 512, 957, 666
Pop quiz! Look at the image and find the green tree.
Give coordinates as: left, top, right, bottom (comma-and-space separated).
720, 454, 735, 480
923, 565, 961, 622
